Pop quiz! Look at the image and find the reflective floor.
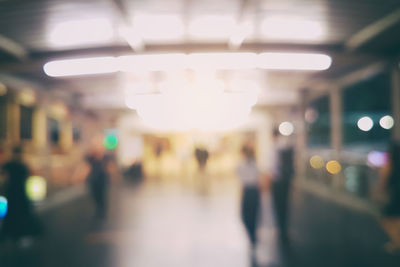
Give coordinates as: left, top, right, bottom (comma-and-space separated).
1, 175, 399, 267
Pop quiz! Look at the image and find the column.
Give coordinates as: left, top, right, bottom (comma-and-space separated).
329, 86, 344, 189
330, 86, 342, 154
296, 88, 309, 180
391, 64, 400, 142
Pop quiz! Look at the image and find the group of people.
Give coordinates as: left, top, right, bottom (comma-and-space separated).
0, 132, 399, 258
236, 130, 400, 259
236, 129, 294, 258
0, 142, 115, 247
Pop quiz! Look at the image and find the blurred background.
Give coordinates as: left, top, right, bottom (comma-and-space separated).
0, 0, 400, 266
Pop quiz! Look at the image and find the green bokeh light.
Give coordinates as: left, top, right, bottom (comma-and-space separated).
26, 176, 47, 202
104, 134, 118, 150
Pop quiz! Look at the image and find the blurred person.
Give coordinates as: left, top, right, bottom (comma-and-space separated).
379, 142, 400, 253
270, 128, 295, 246
85, 143, 112, 220
236, 145, 261, 253
195, 147, 209, 173
0, 146, 43, 245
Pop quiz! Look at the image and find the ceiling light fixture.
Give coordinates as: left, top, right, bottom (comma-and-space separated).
43, 52, 332, 77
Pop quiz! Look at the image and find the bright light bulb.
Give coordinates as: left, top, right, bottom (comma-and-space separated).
357, 116, 374, 131
132, 14, 184, 41
261, 16, 325, 41
189, 15, 236, 39
43, 57, 119, 77
48, 18, 114, 47
379, 115, 394, 130
279, 121, 294, 136
258, 53, 331, 70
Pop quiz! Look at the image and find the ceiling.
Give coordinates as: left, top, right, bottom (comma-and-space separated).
0, 0, 399, 109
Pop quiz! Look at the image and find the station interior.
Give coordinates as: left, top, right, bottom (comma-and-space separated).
0, 0, 400, 266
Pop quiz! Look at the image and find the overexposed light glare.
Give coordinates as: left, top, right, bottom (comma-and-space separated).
48, 19, 114, 47
379, 115, 394, 130
125, 77, 258, 131
357, 116, 374, 131
258, 53, 332, 70
326, 160, 341, 174
132, 14, 184, 41
43, 52, 333, 77
367, 151, 388, 167
188, 53, 257, 70
43, 57, 119, 77
26, 176, 47, 202
189, 15, 236, 39
119, 54, 187, 72
261, 16, 325, 41
228, 80, 260, 106
278, 121, 294, 136
310, 155, 324, 169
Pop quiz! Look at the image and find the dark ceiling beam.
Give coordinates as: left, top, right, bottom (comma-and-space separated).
107, 0, 144, 51
346, 8, 400, 51
0, 34, 28, 60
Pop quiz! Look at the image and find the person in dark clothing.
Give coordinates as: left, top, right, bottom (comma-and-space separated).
195, 147, 209, 173
0, 146, 43, 241
270, 129, 295, 246
85, 148, 111, 220
380, 142, 400, 252
236, 145, 261, 250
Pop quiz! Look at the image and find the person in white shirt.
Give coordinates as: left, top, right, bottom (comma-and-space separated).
236, 145, 261, 249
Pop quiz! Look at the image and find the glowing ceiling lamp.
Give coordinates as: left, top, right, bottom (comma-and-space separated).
258, 53, 332, 70
131, 14, 184, 41
189, 15, 236, 39
125, 78, 259, 131
48, 18, 114, 47
119, 53, 187, 72
188, 52, 257, 70
43, 57, 119, 77
43, 52, 332, 77
261, 16, 325, 41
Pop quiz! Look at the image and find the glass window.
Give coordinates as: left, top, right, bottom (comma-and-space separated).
307, 95, 331, 147
20, 105, 33, 140
48, 118, 60, 144
342, 72, 391, 148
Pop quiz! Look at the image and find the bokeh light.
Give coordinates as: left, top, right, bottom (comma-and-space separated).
278, 121, 294, 136
26, 176, 47, 201
305, 108, 318, 123
367, 151, 388, 167
379, 115, 394, 130
104, 134, 118, 150
309, 155, 324, 169
0, 196, 8, 218
357, 116, 373, 131
326, 160, 342, 174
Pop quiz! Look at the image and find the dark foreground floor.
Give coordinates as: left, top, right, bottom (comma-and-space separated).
0, 176, 399, 267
